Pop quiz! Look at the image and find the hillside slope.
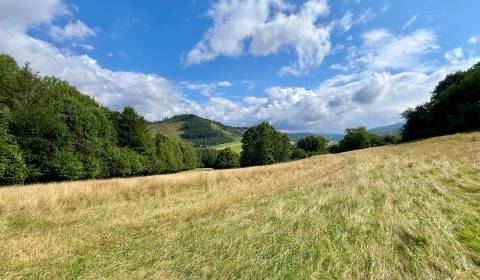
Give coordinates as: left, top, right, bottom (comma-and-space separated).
149, 114, 245, 147
369, 122, 404, 136
1, 132, 479, 279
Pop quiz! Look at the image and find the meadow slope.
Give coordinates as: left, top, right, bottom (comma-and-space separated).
0, 132, 479, 279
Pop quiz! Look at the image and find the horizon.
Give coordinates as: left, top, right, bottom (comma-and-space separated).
0, 0, 479, 133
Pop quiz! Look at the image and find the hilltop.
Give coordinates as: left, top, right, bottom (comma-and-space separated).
1, 132, 479, 278
149, 114, 246, 147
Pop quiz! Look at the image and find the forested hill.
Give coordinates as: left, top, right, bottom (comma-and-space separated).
149, 114, 246, 147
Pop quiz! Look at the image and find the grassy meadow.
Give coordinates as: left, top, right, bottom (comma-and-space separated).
0, 132, 479, 279
214, 140, 243, 153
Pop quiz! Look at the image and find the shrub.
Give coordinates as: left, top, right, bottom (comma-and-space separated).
291, 148, 308, 160
215, 148, 240, 169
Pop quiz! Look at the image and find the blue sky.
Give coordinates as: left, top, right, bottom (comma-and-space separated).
0, 0, 479, 133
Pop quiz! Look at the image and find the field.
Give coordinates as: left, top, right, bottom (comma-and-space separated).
0, 132, 479, 279
214, 140, 243, 153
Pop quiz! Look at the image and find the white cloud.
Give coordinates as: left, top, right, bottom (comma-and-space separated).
49, 20, 96, 41
357, 29, 438, 70
469, 35, 479, 44
187, 0, 331, 75
402, 14, 417, 31
182, 80, 233, 96
357, 8, 375, 24
244, 96, 268, 106
444, 48, 464, 64
337, 11, 353, 33
0, 0, 69, 31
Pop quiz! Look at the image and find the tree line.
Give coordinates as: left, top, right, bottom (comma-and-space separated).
0, 54, 197, 185
402, 62, 480, 141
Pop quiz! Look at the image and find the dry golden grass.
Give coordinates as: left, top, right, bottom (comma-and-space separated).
1, 132, 479, 279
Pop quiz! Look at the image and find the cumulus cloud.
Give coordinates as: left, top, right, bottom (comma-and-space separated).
356, 29, 438, 70
0, 0, 69, 31
187, 0, 331, 75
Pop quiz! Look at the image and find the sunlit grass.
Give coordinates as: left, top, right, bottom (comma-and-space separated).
214, 140, 242, 153
0, 132, 479, 279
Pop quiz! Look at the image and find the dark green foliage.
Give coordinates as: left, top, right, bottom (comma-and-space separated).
215, 148, 240, 169
327, 143, 341, 154
196, 148, 219, 168
0, 54, 197, 185
383, 134, 401, 144
0, 105, 25, 185
339, 127, 394, 152
297, 135, 327, 155
154, 134, 196, 173
291, 148, 308, 160
179, 141, 198, 170
402, 62, 480, 141
50, 149, 84, 180
115, 107, 154, 154
370, 134, 386, 147
339, 127, 373, 152
240, 122, 291, 167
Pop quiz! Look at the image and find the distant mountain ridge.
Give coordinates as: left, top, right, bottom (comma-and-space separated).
368, 123, 404, 136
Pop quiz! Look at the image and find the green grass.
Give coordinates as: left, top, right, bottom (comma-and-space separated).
0, 132, 479, 279
214, 140, 242, 153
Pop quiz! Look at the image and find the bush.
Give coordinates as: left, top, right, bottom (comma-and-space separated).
215, 148, 240, 169
327, 143, 341, 154
383, 134, 401, 144
291, 148, 308, 160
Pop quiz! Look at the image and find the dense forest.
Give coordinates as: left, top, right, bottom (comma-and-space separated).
402, 62, 480, 140
0, 54, 197, 185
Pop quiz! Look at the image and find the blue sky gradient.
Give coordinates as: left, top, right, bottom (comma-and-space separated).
1, 0, 479, 132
